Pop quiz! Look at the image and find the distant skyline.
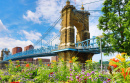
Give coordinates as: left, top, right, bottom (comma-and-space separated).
0, 0, 119, 62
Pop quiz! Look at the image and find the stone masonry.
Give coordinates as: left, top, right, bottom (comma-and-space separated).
58, 1, 93, 66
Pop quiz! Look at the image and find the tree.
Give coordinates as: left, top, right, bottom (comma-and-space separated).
97, 0, 130, 55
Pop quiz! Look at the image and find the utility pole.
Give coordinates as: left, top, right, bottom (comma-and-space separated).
100, 38, 102, 73
97, 35, 104, 74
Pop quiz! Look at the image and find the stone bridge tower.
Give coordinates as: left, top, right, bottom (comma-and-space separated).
58, 0, 93, 64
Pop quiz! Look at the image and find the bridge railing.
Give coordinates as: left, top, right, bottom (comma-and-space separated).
3, 45, 59, 61
75, 36, 99, 49
3, 36, 111, 61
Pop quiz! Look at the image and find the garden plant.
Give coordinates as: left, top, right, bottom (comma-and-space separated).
0, 53, 130, 83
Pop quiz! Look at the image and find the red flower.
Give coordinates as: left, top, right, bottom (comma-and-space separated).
15, 82, 20, 83
69, 60, 73, 63
109, 58, 119, 68
48, 64, 50, 66
26, 64, 30, 67
10, 82, 15, 83
84, 78, 87, 80
50, 72, 53, 74
107, 79, 111, 82
121, 68, 130, 79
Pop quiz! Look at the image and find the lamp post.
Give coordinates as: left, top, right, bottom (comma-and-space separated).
97, 35, 104, 74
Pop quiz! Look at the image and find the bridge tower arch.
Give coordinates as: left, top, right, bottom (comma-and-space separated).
59, 1, 90, 48
58, 0, 94, 64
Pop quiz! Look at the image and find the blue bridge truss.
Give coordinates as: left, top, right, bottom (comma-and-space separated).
2, 36, 110, 61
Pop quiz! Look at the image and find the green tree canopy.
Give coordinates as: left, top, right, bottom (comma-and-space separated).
97, 0, 130, 55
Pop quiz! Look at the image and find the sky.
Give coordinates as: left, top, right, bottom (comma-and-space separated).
0, 0, 118, 62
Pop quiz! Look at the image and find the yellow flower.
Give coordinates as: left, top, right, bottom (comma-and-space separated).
79, 64, 80, 65
116, 54, 122, 59
72, 56, 75, 59
12, 75, 14, 77
120, 58, 125, 62
45, 64, 46, 65
85, 63, 86, 64
121, 52, 127, 55
66, 82, 69, 83
53, 60, 56, 62
18, 80, 21, 82
61, 58, 63, 61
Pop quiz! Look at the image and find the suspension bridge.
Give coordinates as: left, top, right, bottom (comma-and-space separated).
0, 0, 109, 63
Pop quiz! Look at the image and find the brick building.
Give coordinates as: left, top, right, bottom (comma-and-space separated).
20, 45, 34, 62
12, 47, 22, 55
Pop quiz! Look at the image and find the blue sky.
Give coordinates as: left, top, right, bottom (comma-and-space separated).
0, 0, 118, 62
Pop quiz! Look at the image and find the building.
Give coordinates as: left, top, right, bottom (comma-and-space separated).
20, 45, 34, 62
51, 56, 58, 62
12, 47, 22, 55
34, 58, 50, 64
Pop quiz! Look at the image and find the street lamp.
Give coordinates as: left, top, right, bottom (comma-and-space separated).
97, 35, 104, 74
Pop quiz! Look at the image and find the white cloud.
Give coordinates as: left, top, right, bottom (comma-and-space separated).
23, 0, 105, 46
89, 21, 103, 38
0, 20, 8, 31
0, 37, 33, 57
23, 10, 42, 24
23, 0, 65, 24
23, 0, 104, 31
21, 30, 42, 41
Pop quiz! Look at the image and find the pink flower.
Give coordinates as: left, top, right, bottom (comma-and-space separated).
76, 76, 79, 79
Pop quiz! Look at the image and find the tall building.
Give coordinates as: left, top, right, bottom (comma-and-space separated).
12, 47, 22, 55
21, 45, 34, 62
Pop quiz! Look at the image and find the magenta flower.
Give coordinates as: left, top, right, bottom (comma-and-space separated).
76, 76, 79, 79
91, 71, 95, 74
70, 73, 72, 76
69, 77, 72, 79
70, 78, 73, 81
87, 73, 91, 76
89, 77, 91, 79
82, 69, 85, 72
81, 72, 85, 75
69, 69, 72, 71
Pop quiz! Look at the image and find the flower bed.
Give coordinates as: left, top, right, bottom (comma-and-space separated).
0, 53, 130, 83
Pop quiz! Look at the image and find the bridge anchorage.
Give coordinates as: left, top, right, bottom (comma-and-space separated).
1, 0, 107, 67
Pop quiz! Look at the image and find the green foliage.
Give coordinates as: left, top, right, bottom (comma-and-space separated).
97, 0, 130, 55
109, 54, 130, 83
0, 56, 130, 83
